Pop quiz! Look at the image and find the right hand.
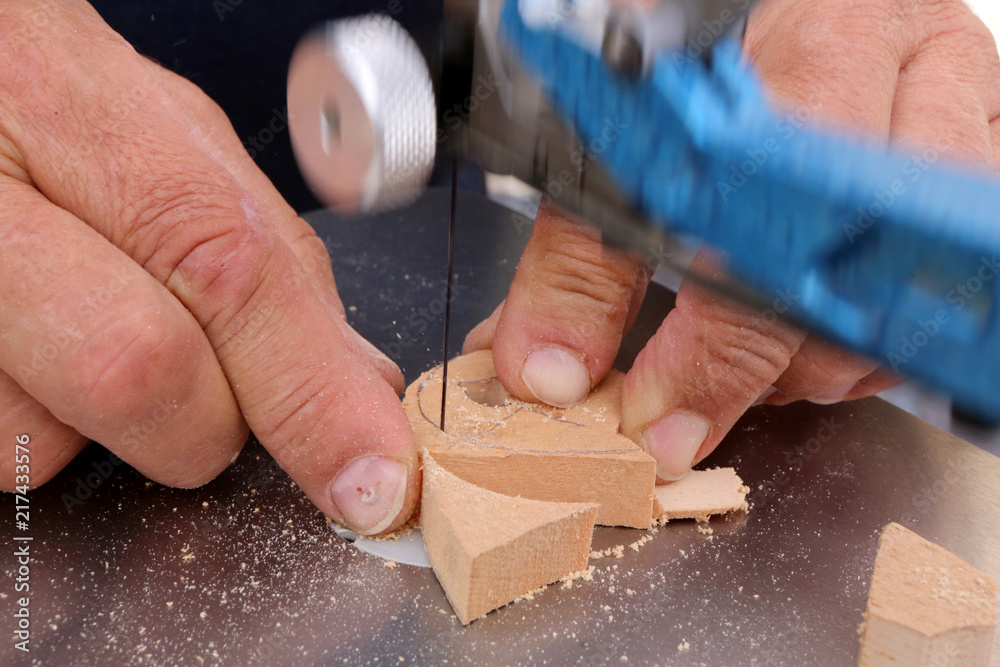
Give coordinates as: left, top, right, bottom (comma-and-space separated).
0, 1, 419, 536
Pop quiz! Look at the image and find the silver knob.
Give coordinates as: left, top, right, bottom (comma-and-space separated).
287, 15, 437, 214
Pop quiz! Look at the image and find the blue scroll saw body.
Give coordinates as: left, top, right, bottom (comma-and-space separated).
500, 0, 1000, 419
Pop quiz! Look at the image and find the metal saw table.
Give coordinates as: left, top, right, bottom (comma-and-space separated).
3, 190, 999, 666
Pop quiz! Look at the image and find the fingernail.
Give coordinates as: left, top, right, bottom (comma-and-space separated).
330, 456, 408, 536
641, 412, 711, 481
807, 382, 855, 405
521, 347, 591, 408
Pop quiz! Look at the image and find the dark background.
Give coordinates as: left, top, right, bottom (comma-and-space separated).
89, 0, 467, 214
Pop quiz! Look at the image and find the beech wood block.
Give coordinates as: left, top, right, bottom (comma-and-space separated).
420, 453, 598, 624
403, 351, 656, 529
858, 522, 997, 666
653, 467, 749, 522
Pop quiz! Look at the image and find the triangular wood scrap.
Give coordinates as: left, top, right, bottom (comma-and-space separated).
858, 522, 997, 666
653, 467, 749, 522
420, 452, 598, 624
403, 351, 656, 528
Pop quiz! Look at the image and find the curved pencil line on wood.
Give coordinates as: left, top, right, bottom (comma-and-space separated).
415, 365, 637, 455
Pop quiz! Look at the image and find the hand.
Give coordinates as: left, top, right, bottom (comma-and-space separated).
466, 0, 1000, 481
0, 1, 419, 536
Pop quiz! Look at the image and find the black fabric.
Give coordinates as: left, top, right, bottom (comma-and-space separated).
88, 1, 460, 213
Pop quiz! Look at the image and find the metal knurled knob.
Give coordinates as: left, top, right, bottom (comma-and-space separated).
288, 15, 437, 213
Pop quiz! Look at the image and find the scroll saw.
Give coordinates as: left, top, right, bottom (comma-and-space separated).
286, 0, 1000, 421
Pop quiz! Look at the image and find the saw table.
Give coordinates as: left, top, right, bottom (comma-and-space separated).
3, 190, 998, 666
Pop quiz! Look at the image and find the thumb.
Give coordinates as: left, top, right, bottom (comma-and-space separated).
621, 250, 807, 480
480, 201, 649, 407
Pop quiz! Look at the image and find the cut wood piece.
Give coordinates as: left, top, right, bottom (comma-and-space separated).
858, 522, 997, 667
420, 453, 598, 624
653, 467, 749, 522
403, 350, 656, 528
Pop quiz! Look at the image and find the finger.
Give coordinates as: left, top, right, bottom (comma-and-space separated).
993, 116, 1000, 166
142, 60, 343, 307
621, 251, 807, 481
0, 370, 88, 491
846, 367, 904, 400
733, 0, 926, 411
765, 335, 884, 405
889, 2, 999, 166
0, 182, 246, 487
489, 202, 648, 408
462, 301, 505, 354
146, 59, 406, 391
745, 0, 902, 136
0, 2, 418, 533
338, 320, 406, 395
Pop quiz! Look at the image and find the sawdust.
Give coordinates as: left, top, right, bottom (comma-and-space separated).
513, 583, 549, 603
629, 534, 653, 552
590, 533, 655, 561
559, 565, 596, 589
589, 545, 626, 560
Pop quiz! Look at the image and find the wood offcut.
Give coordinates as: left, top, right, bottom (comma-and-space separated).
858, 522, 997, 666
420, 453, 598, 624
653, 467, 749, 522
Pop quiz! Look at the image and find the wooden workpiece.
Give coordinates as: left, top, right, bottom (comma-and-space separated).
858, 522, 997, 666
653, 467, 749, 522
420, 453, 598, 624
403, 350, 657, 528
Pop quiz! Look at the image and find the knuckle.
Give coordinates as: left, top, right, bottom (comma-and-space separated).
691, 307, 801, 401
292, 228, 334, 276
131, 182, 276, 334
71, 306, 192, 426
747, 0, 902, 115
255, 376, 347, 471
905, 0, 986, 35
527, 226, 641, 336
